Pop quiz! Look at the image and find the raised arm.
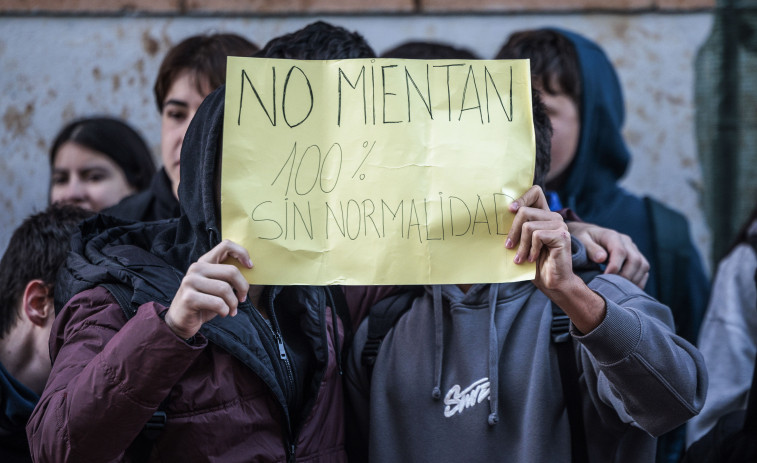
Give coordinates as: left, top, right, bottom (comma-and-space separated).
27, 240, 252, 462
507, 186, 706, 436
506, 185, 607, 334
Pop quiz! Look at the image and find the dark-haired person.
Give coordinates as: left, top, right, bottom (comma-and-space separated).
27, 22, 374, 463
496, 29, 711, 462
107, 33, 259, 222
0, 205, 93, 463
49, 117, 155, 212
381, 40, 480, 59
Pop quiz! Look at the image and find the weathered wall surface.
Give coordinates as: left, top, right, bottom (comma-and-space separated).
0, 12, 714, 270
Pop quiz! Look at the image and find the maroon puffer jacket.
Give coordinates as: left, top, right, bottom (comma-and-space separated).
27, 286, 346, 463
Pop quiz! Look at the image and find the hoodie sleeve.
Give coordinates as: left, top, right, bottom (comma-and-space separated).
26, 286, 207, 463
571, 274, 707, 437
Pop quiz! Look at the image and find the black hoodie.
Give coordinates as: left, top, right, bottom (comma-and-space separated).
47, 86, 347, 462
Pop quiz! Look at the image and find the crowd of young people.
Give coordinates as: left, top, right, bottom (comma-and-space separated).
1, 19, 750, 463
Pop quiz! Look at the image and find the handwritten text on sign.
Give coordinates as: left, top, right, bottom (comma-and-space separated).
221, 57, 535, 285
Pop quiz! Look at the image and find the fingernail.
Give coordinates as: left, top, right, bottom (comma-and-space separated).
514, 254, 521, 264
528, 254, 535, 263
505, 238, 513, 248
510, 202, 520, 212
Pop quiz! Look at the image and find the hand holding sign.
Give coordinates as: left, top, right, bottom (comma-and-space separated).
222, 57, 536, 285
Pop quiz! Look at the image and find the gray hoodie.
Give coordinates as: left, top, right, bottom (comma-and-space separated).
345, 240, 707, 462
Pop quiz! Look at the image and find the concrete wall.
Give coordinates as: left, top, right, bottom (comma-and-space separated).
0, 12, 715, 271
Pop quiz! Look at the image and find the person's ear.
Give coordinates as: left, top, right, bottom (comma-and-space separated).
22, 279, 54, 327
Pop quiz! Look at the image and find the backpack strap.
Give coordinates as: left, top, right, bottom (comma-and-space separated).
551, 268, 600, 463
643, 196, 707, 344
361, 287, 423, 372
326, 285, 353, 351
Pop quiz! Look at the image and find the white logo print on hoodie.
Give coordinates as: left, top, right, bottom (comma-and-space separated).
443, 377, 491, 418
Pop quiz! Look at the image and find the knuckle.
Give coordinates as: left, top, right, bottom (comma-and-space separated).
211, 298, 226, 313
547, 211, 563, 222
183, 272, 199, 287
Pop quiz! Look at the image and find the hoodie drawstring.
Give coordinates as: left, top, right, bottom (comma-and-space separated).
487, 284, 500, 426
325, 288, 343, 375
432, 285, 443, 400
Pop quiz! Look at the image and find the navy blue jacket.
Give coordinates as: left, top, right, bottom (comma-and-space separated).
548, 29, 709, 344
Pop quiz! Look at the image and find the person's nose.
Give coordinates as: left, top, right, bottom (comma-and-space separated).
59, 178, 88, 205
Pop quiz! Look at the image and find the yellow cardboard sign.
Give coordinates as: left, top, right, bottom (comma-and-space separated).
222, 57, 535, 285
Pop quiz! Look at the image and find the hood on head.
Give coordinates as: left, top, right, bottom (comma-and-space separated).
547, 28, 631, 216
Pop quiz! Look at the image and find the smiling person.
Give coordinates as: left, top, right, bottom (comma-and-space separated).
106, 33, 259, 222
49, 117, 155, 212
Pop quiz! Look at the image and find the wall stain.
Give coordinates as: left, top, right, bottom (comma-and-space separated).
92, 67, 102, 80
161, 29, 173, 50
62, 103, 76, 122
142, 31, 160, 57
3, 103, 34, 136
666, 93, 684, 106
611, 19, 631, 42
136, 59, 148, 86
625, 130, 641, 146
112, 75, 121, 92
0, 158, 8, 183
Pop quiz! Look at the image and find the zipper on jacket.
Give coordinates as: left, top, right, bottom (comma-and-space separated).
265, 290, 299, 461
287, 443, 297, 463
247, 291, 298, 461
272, 329, 295, 402
266, 290, 297, 419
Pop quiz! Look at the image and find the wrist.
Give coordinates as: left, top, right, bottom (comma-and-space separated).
543, 275, 606, 334
160, 309, 197, 343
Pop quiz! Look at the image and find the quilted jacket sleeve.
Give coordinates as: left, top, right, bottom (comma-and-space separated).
27, 286, 207, 463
